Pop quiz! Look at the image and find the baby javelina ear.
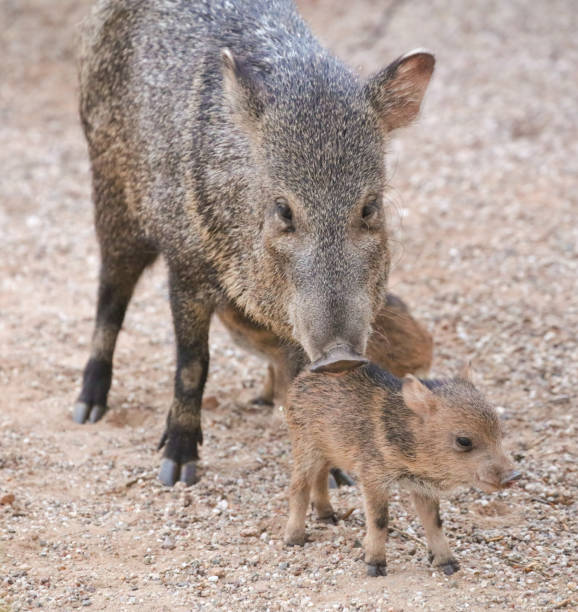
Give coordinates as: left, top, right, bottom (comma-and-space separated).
401, 374, 438, 419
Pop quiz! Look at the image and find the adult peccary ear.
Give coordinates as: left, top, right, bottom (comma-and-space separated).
221, 48, 268, 130
365, 49, 435, 132
402, 374, 438, 418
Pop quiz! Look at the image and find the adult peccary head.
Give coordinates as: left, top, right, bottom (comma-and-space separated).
220, 46, 435, 372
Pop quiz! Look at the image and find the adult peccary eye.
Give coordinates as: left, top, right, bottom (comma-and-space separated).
456, 436, 473, 450
361, 198, 379, 222
275, 198, 293, 223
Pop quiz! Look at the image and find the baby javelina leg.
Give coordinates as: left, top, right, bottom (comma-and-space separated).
412, 493, 459, 575
285, 465, 314, 546
311, 463, 337, 523
360, 482, 389, 576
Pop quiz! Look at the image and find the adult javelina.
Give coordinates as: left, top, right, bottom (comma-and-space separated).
74, 0, 435, 486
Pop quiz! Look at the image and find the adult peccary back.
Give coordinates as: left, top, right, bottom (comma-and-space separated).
217, 292, 433, 407
74, 0, 435, 486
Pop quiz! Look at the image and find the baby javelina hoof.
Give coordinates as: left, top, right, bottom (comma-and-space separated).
283, 363, 521, 576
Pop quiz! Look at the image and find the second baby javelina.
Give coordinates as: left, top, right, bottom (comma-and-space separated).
218, 292, 433, 407
284, 364, 521, 576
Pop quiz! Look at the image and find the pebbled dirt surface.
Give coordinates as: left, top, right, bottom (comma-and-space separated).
1, 0, 577, 610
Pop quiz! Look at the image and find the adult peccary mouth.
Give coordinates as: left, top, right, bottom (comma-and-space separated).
309, 345, 368, 373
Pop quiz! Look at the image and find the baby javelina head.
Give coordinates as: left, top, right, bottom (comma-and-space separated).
401, 366, 521, 494
284, 363, 521, 577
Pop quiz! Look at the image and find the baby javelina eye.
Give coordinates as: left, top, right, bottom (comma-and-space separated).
275, 197, 293, 227
361, 196, 380, 228
455, 436, 473, 451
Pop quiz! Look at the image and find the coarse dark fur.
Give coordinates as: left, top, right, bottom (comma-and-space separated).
75, 0, 435, 485
284, 364, 520, 576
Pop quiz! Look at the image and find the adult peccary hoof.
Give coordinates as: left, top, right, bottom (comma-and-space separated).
72, 401, 91, 424
73, 401, 107, 424
158, 458, 181, 486
88, 404, 107, 423
309, 347, 368, 374
179, 461, 199, 485
329, 468, 356, 488
158, 458, 199, 486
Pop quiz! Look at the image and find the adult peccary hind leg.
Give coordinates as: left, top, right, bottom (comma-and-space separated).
73, 162, 159, 424
158, 272, 213, 486
74, 248, 157, 424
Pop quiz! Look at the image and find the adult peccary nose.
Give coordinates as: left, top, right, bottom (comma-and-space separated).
308, 344, 368, 374
500, 470, 522, 487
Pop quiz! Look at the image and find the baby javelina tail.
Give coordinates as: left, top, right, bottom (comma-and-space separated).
284, 364, 521, 577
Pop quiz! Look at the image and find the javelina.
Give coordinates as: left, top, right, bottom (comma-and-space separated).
217, 292, 433, 406
75, 0, 435, 486
284, 365, 521, 576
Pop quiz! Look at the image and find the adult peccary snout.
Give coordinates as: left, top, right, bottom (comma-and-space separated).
289, 288, 373, 367
308, 344, 369, 374
75, 0, 435, 487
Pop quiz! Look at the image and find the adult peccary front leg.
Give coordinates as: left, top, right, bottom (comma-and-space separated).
158, 272, 213, 486
412, 493, 460, 575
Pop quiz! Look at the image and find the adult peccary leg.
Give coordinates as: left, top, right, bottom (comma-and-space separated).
251, 364, 275, 406
412, 493, 460, 575
158, 272, 213, 486
74, 255, 156, 423
74, 170, 158, 424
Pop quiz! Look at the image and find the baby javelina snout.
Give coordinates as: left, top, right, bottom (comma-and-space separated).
284, 364, 521, 577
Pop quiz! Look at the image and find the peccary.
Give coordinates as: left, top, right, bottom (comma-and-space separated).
217, 292, 433, 406
284, 365, 521, 576
75, 0, 435, 486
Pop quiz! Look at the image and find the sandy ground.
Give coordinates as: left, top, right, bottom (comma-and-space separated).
1, 0, 577, 610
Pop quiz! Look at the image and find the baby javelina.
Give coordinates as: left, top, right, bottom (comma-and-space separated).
284, 364, 521, 576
